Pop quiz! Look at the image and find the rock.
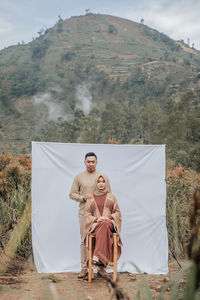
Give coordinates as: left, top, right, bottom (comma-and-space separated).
155, 285, 162, 292
163, 276, 170, 282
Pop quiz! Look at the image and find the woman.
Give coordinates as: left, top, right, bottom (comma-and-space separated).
84, 173, 122, 270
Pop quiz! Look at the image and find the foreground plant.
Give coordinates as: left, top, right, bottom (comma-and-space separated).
166, 165, 200, 259
185, 188, 200, 298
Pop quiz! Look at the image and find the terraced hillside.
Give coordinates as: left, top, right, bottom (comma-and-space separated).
0, 13, 200, 153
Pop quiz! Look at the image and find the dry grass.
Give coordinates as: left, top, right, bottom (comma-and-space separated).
0, 155, 200, 299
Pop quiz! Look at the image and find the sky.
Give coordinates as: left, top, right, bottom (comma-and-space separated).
0, 0, 200, 50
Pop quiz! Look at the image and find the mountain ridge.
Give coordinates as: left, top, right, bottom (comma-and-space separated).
0, 13, 200, 154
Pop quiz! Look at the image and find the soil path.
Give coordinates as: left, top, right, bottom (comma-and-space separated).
0, 259, 182, 300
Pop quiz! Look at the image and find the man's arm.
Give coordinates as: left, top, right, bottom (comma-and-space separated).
69, 175, 85, 203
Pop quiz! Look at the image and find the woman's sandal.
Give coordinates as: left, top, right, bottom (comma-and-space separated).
92, 260, 104, 267
92, 259, 99, 266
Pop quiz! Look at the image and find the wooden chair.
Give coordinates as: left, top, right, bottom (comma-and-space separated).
88, 233, 118, 282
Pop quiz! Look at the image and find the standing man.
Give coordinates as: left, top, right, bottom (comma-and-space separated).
69, 152, 111, 278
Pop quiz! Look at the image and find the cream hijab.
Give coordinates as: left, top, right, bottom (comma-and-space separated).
94, 173, 110, 196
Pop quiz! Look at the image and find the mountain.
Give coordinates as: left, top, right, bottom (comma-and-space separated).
0, 13, 200, 154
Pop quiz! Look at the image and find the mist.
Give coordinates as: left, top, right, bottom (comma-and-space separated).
75, 82, 93, 115
33, 93, 68, 121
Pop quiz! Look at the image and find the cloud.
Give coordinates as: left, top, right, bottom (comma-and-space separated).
0, 16, 33, 48
124, 0, 200, 49
0, 18, 13, 34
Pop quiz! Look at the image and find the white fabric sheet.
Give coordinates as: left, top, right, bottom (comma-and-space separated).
32, 142, 168, 274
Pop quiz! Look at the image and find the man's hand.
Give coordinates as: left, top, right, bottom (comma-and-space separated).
82, 194, 93, 202
82, 196, 88, 202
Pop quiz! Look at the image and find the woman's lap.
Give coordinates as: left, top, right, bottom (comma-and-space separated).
92, 220, 114, 266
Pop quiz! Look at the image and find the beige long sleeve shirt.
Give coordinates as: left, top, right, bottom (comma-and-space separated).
69, 170, 111, 214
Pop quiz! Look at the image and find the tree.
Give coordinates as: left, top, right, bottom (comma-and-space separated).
56, 19, 63, 33
58, 15, 63, 21
177, 91, 200, 143
79, 108, 101, 143
63, 109, 85, 142
108, 25, 117, 35
139, 101, 161, 143
154, 91, 200, 170
38, 28, 45, 37
140, 18, 144, 24
31, 39, 50, 59
100, 99, 129, 143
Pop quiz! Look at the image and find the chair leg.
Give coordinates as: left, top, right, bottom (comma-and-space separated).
113, 234, 117, 282
88, 234, 93, 283
88, 233, 118, 282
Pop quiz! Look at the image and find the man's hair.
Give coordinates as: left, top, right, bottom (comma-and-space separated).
85, 152, 97, 160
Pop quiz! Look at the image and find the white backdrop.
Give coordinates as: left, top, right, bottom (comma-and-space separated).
32, 142, 168, 274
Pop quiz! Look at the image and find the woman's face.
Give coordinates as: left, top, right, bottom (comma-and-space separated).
97, 176, 106, 190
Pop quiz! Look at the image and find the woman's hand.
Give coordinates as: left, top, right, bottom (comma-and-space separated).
97, 216, 106, 222
97, 216, 113, 222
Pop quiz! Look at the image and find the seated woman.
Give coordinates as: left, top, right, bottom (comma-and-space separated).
84, 173, 122, 271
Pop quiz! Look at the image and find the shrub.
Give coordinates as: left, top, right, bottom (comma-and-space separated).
0, 153, 31, 253
166, 165, 200, 258
0, 153, 31, 200
108, 24, 117, 34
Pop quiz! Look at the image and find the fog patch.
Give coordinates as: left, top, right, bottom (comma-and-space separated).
33, 93, 68, 122
75, 82, 93, 115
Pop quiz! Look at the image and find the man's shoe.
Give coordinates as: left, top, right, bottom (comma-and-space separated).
78, 269, 88, 278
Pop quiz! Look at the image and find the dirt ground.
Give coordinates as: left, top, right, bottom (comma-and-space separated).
0, 258, 183, 300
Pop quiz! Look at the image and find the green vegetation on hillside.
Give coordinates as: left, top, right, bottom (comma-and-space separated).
0, 13, 200, 171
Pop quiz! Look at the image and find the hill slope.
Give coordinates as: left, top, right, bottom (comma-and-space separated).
0, 13, 200, 153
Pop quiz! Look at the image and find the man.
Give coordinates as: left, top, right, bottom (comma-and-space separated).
69, 152, 111, 278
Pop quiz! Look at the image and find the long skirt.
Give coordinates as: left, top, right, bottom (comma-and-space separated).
92, 219, 114, 267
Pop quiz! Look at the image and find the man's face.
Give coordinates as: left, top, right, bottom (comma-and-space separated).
84, 156, 97, 173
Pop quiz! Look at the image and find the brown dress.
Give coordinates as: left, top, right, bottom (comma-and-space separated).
84, 192, 122, 267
